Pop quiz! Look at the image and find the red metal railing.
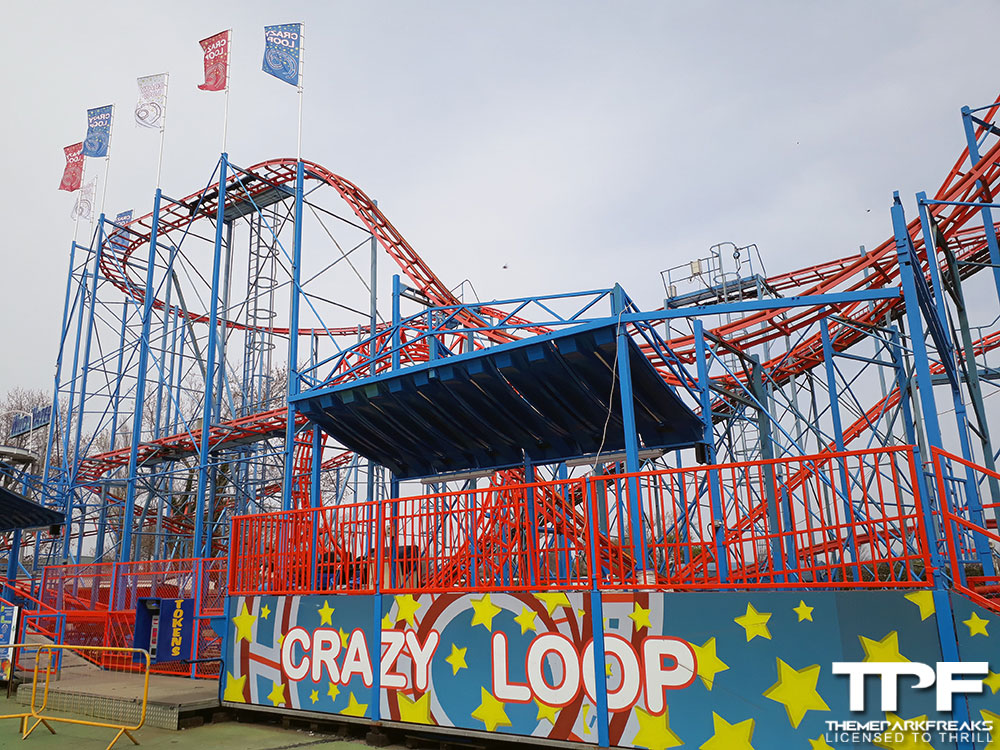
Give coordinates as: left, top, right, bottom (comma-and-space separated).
34, 556, 226, 678
592, 447, 930, 589
230, 446, 932, 595
932, 447, 1000, 613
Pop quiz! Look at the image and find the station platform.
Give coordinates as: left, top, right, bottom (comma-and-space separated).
13, 667, 218, 730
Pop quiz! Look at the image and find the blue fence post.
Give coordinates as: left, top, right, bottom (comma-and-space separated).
585, 475, 610, 747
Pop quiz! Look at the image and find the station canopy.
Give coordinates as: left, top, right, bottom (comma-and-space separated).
0, 485, 65, 533
296, 322, 703, 480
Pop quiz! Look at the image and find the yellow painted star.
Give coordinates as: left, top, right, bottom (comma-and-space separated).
535, 699, 558, 725
222, 671, 246, 703
397, 692, 434, 725
260, 604, 271, 620
514, 606, 537, 635
689, 637, 729, 690
633, 706, 682, 750
980, 709, 1000, 750
470, 593, 502, 631
267, 680, 285, 707
876, 713, 935, 750
629, 602, 653, 631
471, 687, 512, 732
809, 736, 836, 750
339, 628, 350, 648
984, 670, 1000, 695
340, 692, 368, 717
327, 681, 340, 701
904, 591, 935, 621
762, 658, 830, 728
793, 600, 814, 622
699, 712, 755, 750
734, 603, 772, 642
277, 632, 285, 647
445, 643, 468, 675
309, 689, 319, 704
382, 613, 394, 629
394, 594, 422, 628
318, 600, 335, 625
860, 631, 908, 663
535, 591, 571, 616
233, 602, 255, 644
964, 611, 990, 637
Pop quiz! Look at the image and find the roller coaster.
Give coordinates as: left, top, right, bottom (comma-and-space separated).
3, 90, 1000, 748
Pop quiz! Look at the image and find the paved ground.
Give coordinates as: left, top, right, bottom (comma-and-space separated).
0, 697, 404, 750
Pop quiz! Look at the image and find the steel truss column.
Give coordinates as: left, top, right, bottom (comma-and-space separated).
194, 155, 229, 558
611, 285, 646, 579
281, 160, 305, 511
693, 319, 728, 583
123, 190, 164, 562
960, 106, 1000, 305
37, 239, 83, 574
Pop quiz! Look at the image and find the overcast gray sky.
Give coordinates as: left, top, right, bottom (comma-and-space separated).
2, 1, 1000, 397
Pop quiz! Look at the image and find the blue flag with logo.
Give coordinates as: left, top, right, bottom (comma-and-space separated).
110, 210, 133, 254
83, 105, 113, 158
262, 23, 302, 86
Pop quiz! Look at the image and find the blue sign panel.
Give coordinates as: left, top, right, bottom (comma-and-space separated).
133, 598, 194, 664
9, 405, 52, 438
0, 603, 19, 680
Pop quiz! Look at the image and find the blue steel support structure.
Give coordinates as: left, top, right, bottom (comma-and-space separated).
611, 285, 646, 578
960, 105, 1000, 305
122, 189, 164, 563
692, 319, 728, 583
64, 215, 106, 562
58, 254, 90, 561
194, 156, 229, 559
281, 160, 305, 512
37, 238, 81, 574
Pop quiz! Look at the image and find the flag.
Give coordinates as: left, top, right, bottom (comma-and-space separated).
59, 142, 84, 192
198, 30, 230, 92
83, 105, 113, 158
262, 23, 302, 86
71, 178, 97, 221
135, 74, 168, 129
109, 210, 133, 253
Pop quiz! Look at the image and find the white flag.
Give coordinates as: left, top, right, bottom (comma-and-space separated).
71, 178, 97, 220
135, 73, 168, 129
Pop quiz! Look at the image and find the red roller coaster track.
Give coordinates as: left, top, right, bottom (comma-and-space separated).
73, 98, 1000, 528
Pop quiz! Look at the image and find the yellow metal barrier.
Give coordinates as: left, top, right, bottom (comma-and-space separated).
0, 643, 55, 738
16, 643, 151, 750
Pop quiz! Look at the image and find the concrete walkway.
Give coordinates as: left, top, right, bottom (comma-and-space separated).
0, 697, 403, 750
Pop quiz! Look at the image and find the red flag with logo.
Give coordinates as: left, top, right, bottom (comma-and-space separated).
59, 142, 84, 192
198, 30, 230, 92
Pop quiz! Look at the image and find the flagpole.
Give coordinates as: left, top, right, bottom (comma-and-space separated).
99, 104, 115, 218
156, 73, 169, 190
73, 159, 88, 244
222, 29, 232, 153
296, 23, 305, 161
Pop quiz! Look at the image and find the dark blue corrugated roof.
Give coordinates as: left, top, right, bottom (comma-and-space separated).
296, 322, 702, 479
0, 485, 64, 533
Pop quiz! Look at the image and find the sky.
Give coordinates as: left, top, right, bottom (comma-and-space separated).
2, 1, 1000, 398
